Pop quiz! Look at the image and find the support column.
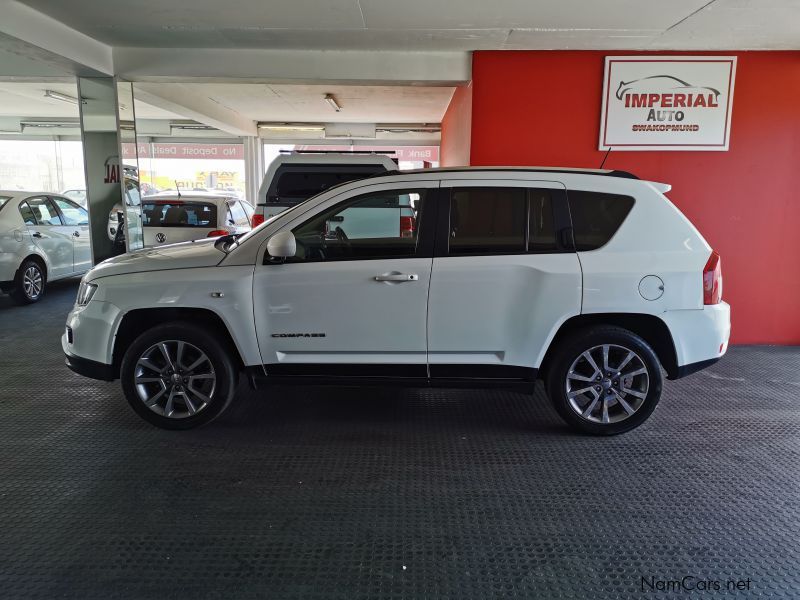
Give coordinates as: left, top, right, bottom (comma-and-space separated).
243, 136, 264, 206
77, 76, 125, 264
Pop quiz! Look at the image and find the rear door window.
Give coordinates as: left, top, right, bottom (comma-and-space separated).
449, 187, 527, 255
447, 187, 562, 256
567, 190, 635, 250
142, 202, 217, 227
23, 196, 63, 225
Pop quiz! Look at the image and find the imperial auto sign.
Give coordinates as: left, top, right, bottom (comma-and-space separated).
599, 56, 736, 151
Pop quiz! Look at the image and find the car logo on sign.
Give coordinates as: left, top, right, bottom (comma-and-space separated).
155, 233, 166, 243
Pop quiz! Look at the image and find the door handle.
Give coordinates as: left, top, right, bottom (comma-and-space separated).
374, 273, 419, 282
31, 231, 42, 238
72, 231, 80, 237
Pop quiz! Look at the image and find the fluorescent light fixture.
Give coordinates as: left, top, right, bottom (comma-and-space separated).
324, 94, 341, 112
43, 90, 80, 105
258, 123, 326, 132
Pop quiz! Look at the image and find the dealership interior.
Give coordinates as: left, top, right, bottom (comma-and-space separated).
1, 1, 799, 598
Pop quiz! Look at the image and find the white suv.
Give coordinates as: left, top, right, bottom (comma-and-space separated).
62, 168, 730, 435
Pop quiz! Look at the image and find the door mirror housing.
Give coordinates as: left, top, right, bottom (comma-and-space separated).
266, 231, 296, 260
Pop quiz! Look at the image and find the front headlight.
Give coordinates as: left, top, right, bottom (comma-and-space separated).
76, 281, 97, 306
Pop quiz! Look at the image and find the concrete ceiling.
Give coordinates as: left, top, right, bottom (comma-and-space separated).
166, 83, 453, 123
0, 81, 183, 119
15, 0, 800, 50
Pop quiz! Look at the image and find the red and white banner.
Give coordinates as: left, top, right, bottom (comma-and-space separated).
599, 56, 736, 151
122, 143, 244, 160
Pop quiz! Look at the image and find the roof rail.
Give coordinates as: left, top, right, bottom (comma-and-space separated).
366, 167, 640, 180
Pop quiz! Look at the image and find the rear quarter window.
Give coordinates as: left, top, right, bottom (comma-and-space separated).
567, 190, 635, 250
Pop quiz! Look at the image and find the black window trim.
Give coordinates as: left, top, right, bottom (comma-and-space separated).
437, 185, 574, 258
264, 186, 441, 265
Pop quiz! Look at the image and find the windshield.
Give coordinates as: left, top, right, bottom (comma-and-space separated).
142, 201, 217, 228
226, 196, 315, 251
0, 196, 11, 212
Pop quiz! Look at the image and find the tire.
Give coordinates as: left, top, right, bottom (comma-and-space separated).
120, 321, 238, 430
545, 326, 663, 435
10, 258, 46, 304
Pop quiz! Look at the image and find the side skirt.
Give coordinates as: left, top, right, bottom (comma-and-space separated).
245, 364, 538, 393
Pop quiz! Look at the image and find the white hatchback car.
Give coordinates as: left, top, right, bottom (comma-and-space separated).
1, 191, 91, 304
63, 168, 730, 435
141, 192, 254, 247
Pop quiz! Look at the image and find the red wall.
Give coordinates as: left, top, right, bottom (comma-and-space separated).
463, 50, 800, 345
440, 83, 473, 166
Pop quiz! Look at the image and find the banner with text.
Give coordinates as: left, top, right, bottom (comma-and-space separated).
599, 56, 736, 151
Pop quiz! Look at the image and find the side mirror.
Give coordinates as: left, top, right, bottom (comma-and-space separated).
266, 230, 296, 260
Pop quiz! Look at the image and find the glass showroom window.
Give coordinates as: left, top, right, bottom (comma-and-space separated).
126, 142, 247, 201
0, 140, 86, 197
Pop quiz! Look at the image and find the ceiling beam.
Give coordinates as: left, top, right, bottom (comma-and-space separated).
0, 1, 112, 76
114, 48, 471, 85
133, 83, 258, 137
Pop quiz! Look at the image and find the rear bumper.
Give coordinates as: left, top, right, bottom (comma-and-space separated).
672, 357, 721, 380
662, 302, 731, 378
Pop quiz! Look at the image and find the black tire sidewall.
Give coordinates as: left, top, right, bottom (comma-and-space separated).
120, 322, 237, 430
11, 259, 46, 304
546, 327, 663, 435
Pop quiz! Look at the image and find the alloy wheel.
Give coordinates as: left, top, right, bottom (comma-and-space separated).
133, 340, 216, 419
22, 265, 43, 300
565, 344, 650, 424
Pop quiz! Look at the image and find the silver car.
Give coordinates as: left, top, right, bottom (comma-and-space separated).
0, 191, 91, 304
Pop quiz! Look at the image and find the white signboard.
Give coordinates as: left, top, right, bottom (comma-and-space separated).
599, 56, 736, 151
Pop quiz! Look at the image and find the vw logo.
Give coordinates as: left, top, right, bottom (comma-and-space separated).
155, 232, 167, 243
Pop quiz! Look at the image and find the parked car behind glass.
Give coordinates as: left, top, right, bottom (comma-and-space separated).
0, 191, 91, 304
142, 191, 253, 247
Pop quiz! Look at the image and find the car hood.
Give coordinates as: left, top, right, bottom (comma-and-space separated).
86, 237, 226, 281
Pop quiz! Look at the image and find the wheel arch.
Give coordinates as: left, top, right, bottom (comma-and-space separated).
18, 252, 48, 278
112, 307, 246, 377
539, 313, 679, 380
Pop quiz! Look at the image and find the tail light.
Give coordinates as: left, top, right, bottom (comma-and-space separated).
400, 215, 416, 238
251, 213, 265, 227
207, 229, 229, 237
703, 250, 722, 305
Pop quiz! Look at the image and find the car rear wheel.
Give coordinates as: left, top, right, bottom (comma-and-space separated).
10, 258, 46, 304
545, 326, 663, 435
120, 322, 238, 429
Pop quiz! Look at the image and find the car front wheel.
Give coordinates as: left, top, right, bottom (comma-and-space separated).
545, 326, 663, 435
120, 322, 238, 429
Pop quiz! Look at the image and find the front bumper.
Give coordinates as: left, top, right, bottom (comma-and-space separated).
62, 297, 122, 379
64, 350, 115, 381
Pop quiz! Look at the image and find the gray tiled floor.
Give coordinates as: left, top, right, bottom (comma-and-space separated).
1, 278, 798, 599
